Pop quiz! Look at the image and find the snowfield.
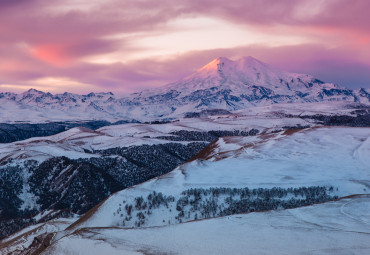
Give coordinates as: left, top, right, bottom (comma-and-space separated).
43, 195, 370, 255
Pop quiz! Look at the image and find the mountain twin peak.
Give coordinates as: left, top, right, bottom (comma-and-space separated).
0, 56, 369, 122
187, 56, 297, 87
143, 56, 339, 99
198, 56, 267, 73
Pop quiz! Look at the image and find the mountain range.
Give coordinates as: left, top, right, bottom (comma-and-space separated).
1, 56, 370, 123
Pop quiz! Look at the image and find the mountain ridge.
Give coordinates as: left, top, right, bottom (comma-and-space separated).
1, 56, 370, 122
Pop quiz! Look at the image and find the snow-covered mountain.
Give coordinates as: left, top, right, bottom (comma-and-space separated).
1, 56, 370, 123
135, 56, 359, 103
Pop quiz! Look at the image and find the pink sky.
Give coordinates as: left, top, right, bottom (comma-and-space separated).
0, 0, 369, 94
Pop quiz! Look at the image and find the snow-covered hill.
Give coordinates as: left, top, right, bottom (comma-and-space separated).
42, 195, 370, 255
67, 126, 370, 230
0, 110, 307, 162
3, 100, 365, 163
1, 57, 370, 123
2, 126, 369, 254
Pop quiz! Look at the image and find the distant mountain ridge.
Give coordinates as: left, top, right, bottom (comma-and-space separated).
1, 56, 370, 122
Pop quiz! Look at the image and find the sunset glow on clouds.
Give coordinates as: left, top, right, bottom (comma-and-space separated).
0, 0, 369, 94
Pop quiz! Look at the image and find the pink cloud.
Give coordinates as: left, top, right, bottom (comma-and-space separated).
54, 44, 370, 92
0, 0, 369, 93
29, 39, 120, 66
184, 0, 370, 34
1, 43, 370, 93
30, 44, 72, 66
